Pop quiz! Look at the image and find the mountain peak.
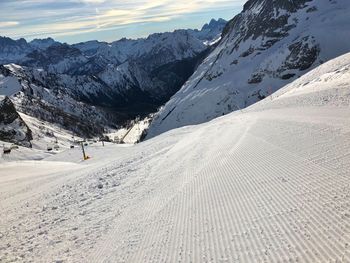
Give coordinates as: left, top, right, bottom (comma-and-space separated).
29, 37, 58, 50
0, 36, 28, 46
202, 18, 227, 31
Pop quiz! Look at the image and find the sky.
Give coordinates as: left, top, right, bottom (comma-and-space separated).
0, 0, 245, 44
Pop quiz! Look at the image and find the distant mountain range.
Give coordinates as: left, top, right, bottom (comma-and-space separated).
4, 0, 350, 148
0, 19, 226, 143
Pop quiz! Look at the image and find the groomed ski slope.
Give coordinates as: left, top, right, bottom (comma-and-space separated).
1, 53, 350, 262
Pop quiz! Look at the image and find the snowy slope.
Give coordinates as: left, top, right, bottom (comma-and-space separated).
147, 0, 350, 138
1, 52, 350, 262
0, 64, 109, 137
106, 116, 153, 144
0, 71, 22, 97
19, 112, 83, 151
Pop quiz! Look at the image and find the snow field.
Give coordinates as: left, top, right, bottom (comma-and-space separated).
1, 53, 350, 262
1, 108, 349, 262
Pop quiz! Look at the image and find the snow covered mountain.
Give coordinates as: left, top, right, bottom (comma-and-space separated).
0, 64, 108, 137
147, 0, 350, 138
0, 19, 226, 143
72, 19, 226, 60
2, 51, 350, 261
0, 95, 32, 147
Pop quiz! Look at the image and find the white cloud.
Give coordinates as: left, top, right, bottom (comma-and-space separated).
0, 21, 19, 28
76, 0, 106, 3
0, 0, 244, 41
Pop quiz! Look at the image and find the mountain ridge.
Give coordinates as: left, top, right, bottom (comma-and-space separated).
0, 19, 227, 144
146, 0, 350, 138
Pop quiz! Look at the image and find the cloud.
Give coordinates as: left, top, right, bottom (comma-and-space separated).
0, 21, 19, 28
74, 0, 106, 4
0, 0, 244, 41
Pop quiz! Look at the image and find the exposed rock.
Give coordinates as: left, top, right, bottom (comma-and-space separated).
0, 96, 32, 147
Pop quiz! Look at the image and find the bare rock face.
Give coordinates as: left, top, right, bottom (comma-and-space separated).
0, 96, 32, 147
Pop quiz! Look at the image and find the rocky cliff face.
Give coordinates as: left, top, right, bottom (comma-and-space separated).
147, 0, 350, 138
0, 96, 32, 147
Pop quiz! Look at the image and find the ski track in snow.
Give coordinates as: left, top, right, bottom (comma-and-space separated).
1, 106, 349, 262
91, 109, 350, 263
1, 56, 350, 262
